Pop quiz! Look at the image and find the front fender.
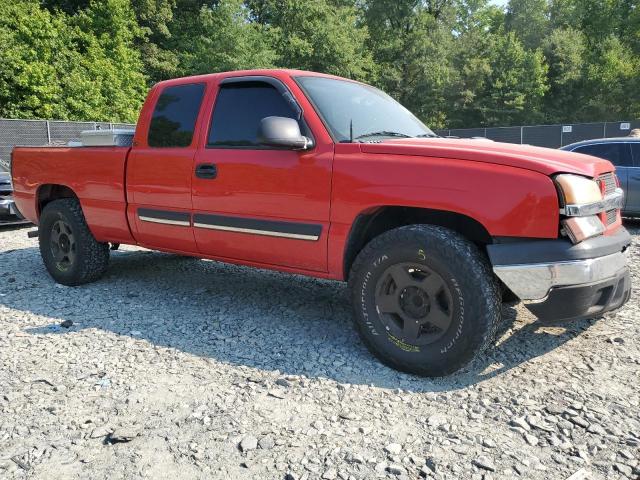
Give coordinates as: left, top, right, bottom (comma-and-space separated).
327, 150, 559, 278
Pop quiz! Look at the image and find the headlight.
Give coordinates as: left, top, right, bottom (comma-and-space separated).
562, 216, 605, 243
555, 174, 602, 205
555, 174, 609, 244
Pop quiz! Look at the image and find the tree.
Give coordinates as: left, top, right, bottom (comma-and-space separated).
450, 30, 548, 126
582, 36, 640, 121
0, 1, 65, 119
3, 0, 640, 127
542, 27, 587, 123
171, 0, 277, 76
0, 0, 146, 122
505, 0, 549, 50
246, 0, 376, 80
447, 1, 502, 127
363, 0, 458, 128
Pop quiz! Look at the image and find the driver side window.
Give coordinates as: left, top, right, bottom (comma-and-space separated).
208, 82, 301, 148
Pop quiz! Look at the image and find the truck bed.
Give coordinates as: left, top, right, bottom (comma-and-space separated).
11, 146, 135, 243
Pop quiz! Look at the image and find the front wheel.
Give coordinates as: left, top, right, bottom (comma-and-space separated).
39, 198, 110, 286
348, 225, 501, 377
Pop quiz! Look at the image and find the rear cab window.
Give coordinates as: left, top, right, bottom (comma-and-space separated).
148, 83, 206, 148
573, 143, 632, 167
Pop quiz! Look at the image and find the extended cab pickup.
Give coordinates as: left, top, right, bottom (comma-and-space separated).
11, 69, 632, 376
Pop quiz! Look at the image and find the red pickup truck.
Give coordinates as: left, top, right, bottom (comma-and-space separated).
11, 69, 631, 376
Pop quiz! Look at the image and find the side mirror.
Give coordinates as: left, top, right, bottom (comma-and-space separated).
258, 116, 313, 150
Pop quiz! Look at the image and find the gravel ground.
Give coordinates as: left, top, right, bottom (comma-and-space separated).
0, 223, 638, 480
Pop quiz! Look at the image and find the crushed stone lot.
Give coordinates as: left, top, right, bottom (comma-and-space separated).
0, 224, 638, 480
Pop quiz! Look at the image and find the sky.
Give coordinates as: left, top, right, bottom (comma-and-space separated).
490, 0, 508, 6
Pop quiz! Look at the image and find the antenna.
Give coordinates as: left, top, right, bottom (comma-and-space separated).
350, 119, 354, 143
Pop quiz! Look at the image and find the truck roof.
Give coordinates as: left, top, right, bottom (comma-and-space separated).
154, 69, 349, 88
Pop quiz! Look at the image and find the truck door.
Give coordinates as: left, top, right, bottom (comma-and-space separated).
126, 82, 206, 252
191, 77, 333, 271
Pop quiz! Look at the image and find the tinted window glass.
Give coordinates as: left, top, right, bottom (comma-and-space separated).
148, 83, 205, 148
631, 144, 640, 167
573, 143, 632, 167
208, 83, 299, 147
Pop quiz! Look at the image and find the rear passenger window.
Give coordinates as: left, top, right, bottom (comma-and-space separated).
148, 83, 205, 148
208, 82, 300, 148
574, 143, 632, 167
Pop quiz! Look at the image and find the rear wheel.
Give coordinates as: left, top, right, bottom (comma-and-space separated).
348, 224, 501, 376
39, 198, 109, 286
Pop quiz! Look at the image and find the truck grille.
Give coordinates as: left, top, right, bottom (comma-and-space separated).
598, 172, 617, 196
598, 173, 619, 226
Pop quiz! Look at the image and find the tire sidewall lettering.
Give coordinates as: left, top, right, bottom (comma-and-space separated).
360, 253, 389, 336
440, 277, 464, 354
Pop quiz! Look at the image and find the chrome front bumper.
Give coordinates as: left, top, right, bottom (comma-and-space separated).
493, 251, 628, 300
488, 229, 632, 321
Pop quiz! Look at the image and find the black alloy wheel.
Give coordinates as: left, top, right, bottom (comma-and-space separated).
375, 263, 453, 345
49, 219, 77, 272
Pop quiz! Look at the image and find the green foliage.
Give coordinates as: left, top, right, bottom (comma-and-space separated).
171, 0, 277, 76
542, 27, 587, 122
245, 0, 376, 80
0, 0, 146, 122
364, 1, 458, 128
2, 0, 639, 127
505, 0, 549, 49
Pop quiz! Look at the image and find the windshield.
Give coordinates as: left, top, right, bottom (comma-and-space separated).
295, 76, 435, 142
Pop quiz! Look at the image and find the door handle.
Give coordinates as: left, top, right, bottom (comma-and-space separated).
195, 163, 217, 179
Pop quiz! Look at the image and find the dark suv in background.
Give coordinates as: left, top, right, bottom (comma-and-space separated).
561, 138, 640, 216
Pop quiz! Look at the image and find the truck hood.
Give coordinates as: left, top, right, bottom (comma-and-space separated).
359, 138, 613, 177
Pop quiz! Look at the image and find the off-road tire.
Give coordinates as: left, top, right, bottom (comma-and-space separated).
348, 224, 501, 376
39, 198, 110, 286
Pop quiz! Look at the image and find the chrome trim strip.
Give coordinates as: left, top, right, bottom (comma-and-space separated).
561, 188, 624, 216
493, 251, 628, 300
193, 222, 319, 241
139, 216, 190, 227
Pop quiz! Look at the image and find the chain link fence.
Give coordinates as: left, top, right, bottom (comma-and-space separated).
434, 120, 640, 148
0, 119, 135, 169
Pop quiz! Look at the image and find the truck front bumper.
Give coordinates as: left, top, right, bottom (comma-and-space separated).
488, 228, 632, 321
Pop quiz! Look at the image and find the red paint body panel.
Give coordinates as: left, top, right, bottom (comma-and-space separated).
10, 69, 621, 282
11, 146, 134, 244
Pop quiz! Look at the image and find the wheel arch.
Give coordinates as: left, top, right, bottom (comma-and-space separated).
36, 184, 79, 219
343, 206, 493, 279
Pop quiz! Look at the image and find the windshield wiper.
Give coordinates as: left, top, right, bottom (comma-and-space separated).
354, 130, 413, 141
415, 133, 439, 138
